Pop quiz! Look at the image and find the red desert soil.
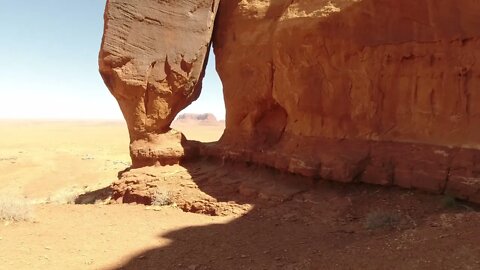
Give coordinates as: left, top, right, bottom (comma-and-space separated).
0, 121, 479, 270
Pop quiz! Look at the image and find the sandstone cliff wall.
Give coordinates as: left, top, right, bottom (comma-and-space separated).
211, 0, 480, 202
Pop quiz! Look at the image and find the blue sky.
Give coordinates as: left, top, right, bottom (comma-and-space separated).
0, 1, 224, 120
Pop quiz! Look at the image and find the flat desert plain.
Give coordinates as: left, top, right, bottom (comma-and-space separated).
0, 120, 224, 200
0, 120, 228, 270
1, 120, 480, 270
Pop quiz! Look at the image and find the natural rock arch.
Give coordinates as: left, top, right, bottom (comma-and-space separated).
99, 0, 480, 203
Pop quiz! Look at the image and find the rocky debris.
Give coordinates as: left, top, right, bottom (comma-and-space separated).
109, 164, 254, 216
101, 159, 479, 222
99, 0, 219, 166
108, 161, 316, 216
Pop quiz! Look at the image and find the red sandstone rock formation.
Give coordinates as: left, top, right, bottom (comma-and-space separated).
215, 0, 480, 147
100, 0, 480, 203
99, 0, 219, 167
211, 0, 480, 202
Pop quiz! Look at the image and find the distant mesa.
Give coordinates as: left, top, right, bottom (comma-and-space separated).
175, 113, 221, 124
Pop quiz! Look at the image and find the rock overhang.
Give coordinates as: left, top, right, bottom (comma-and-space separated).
100, 0, 480, 204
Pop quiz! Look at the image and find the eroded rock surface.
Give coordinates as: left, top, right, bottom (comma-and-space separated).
99, 0, 219, 166
211, 0, 480, 202
100, 0, 480, 203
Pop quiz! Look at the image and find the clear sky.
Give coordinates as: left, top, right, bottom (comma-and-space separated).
0, 1, 224, 120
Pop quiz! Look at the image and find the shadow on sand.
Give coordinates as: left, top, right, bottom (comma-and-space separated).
103, 158, 480, 270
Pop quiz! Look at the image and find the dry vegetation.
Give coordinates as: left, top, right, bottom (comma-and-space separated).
151, 188, 173, 206
364, 210, 401, 230
0, 195, 34, 222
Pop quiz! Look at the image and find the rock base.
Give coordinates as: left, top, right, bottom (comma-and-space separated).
201, 138, 480, 204
130, 129, 200, 168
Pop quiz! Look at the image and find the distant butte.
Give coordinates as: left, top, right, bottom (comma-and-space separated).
176, 113, 218, 123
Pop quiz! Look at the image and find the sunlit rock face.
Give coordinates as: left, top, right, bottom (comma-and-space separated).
211, 0, 480, 202
99, 0, 219, 167
99, 0, 480, 203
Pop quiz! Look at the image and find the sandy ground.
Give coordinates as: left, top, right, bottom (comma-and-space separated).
1, 120, 480, 270
0, 120, 131, 200
0, 204, 234, 270
0, 120, 229, 270
0, 120, 224, 200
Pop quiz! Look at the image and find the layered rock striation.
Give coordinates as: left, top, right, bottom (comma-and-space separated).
99, 0, 219, 167
211, 0, 480, 202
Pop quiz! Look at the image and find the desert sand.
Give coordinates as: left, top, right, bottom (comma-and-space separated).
0, 121, 131, 200
1, 120, 480, 270
0, 120, 224, 200
0, 120, 225, 269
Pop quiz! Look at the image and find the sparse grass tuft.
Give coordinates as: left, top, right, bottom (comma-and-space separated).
0, 196, 34, 222
441, 195, 474, 211
441, 195, 459, 209
46, 189, 80, 204
364, 210, 401, 230
151, 188, 173, 206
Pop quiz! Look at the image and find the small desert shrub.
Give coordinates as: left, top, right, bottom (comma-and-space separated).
46, 189, 81, 204
441, 195, 473, 211
0, 196, 34, 222
364, 210, 401, 230
441, 195, 459, 209
151, 188, 173, 206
